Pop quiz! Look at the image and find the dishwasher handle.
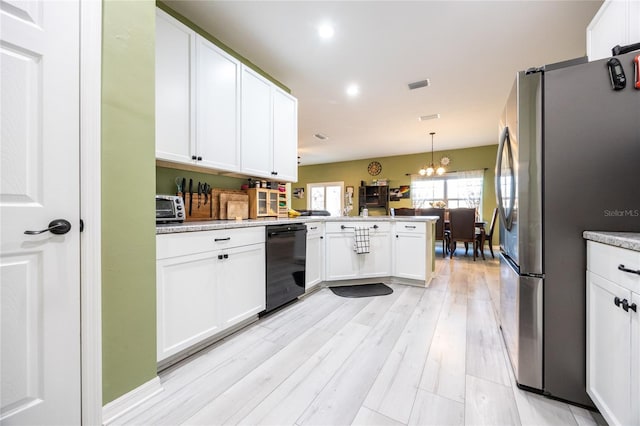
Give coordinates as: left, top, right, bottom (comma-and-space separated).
268, 229, 306, 238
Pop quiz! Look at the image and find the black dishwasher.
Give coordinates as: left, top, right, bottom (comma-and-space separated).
264, 224, 307, 314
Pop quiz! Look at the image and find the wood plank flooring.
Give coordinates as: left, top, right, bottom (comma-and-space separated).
114, 250, 605, 426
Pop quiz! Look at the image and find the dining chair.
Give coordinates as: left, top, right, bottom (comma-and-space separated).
476, 207, 498, 258
394, 207, 416, 216
417, 208, 448, 258
448, 208, 477, 261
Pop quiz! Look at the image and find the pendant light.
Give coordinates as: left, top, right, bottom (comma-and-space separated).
419, 132, 446, 176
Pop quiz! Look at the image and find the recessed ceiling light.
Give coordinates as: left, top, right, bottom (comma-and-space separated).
418, 113, 441, 121
346, 84, 359, 97
318, 23, 334, 39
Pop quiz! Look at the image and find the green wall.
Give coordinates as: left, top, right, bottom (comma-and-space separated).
293, 145, 499, 244
102, 0, 157, 405
156, 166, 247, 195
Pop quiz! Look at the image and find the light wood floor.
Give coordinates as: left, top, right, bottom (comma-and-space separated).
115, 249, 604, 426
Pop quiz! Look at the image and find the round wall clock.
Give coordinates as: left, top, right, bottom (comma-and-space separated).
440, 156, 451, 166
367, 161, 382, 176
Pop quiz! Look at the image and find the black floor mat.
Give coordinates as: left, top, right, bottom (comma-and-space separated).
329, 283, 393, 298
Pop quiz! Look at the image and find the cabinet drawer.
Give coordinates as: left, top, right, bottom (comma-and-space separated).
325, 221, 391, 233
158, 226, 265, 259
394, 221, 426, 234
306, 222, 324, 238
588, 241, 640, 292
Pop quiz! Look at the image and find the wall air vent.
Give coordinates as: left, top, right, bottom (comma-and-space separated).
314, 133, 329, 141
408, 79, 430, 90
418, 113, 441, 121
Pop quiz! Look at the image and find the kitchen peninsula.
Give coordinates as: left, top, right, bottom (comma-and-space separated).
156, 216, 438, 365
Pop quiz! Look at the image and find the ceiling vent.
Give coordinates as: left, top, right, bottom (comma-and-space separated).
418, 113, 441, 121
314, 133, 329, 141
408, 79, 430, 90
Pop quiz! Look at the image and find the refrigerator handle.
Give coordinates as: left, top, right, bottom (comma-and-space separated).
495, 126, 515, 231
612, 42, 640, 56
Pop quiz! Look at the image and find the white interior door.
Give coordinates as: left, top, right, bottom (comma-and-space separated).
1, 0, 81, 424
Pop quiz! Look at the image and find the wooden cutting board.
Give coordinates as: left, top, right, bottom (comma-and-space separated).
211, 189, 247, 219
226, 200, 249, 220
219, 192, 249, 220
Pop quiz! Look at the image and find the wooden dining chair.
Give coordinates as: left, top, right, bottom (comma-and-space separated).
448, 208, 477, 261
417, 208, 448, 258
394, 207, 416, 216
476, 207, 498, 258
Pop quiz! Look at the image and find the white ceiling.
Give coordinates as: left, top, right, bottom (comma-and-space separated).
164, 0, 602, 165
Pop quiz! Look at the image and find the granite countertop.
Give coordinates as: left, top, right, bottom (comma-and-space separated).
157, 215, 439, 234
583, 231, 640, 252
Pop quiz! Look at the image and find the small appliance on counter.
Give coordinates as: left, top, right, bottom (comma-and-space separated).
295, 209, 331, 216
156, 195, 185, 224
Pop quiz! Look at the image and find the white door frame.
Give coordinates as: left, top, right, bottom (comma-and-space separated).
80, 0, 103, 424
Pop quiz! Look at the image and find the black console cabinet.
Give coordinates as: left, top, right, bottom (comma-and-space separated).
358, 185, 389, 214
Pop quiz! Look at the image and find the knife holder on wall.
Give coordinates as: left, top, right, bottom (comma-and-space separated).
178, 191, 213, 221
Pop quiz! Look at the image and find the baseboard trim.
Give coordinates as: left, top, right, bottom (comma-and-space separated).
102, 376, 163, 425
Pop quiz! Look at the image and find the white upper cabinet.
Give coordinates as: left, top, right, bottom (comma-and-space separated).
241, 67, 273, 178
587, 0, 640, 61
241, 66, 299, 182
272, 88, 299, 182
155, 8, 195, 164
155, 8, 298, 180
156, 9, 240, 169
195, 37, 241, 172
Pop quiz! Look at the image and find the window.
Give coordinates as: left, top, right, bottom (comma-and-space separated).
411, 170, 484, 210
307, 182, 344, 216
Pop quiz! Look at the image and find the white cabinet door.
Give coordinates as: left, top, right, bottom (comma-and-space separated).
272, 88, 298, 182
219, 243, 266, 328
325, 233, 358, 280
156, 8, 195, 163
196, 36, 241, 172
359, 231, 391, 278
241, 66, 273, 178
587, 0, 639, 61
305, 224, 324, 289
587, 271, 632, 426
157, 251, 220, 361
394, 233, 427, 280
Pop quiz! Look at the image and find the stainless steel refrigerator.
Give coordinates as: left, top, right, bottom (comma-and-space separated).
496, 51, 640, 407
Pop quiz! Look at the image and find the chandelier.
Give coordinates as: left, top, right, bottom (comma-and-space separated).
419, 132, 445, 176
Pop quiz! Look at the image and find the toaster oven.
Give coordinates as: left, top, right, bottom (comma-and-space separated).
156, 195, 185, 223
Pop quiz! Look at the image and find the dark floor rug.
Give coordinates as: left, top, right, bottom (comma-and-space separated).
329, 283, 393, 298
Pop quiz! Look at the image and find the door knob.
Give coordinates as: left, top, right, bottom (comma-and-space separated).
25, 219, 72, 235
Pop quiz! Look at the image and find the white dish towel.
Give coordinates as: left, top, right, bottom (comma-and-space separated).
353, 227, 370, 254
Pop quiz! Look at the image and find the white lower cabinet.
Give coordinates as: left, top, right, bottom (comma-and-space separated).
587, 241, 640, 426
325, 232, 359, 281
218, 243, 266, 328
324, 222, 391, 281
157, 227, 265, 362
393, 222, 427, 280
305, 223, 324, 290
359, 227, 391, 277
157, 251, 221, 361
